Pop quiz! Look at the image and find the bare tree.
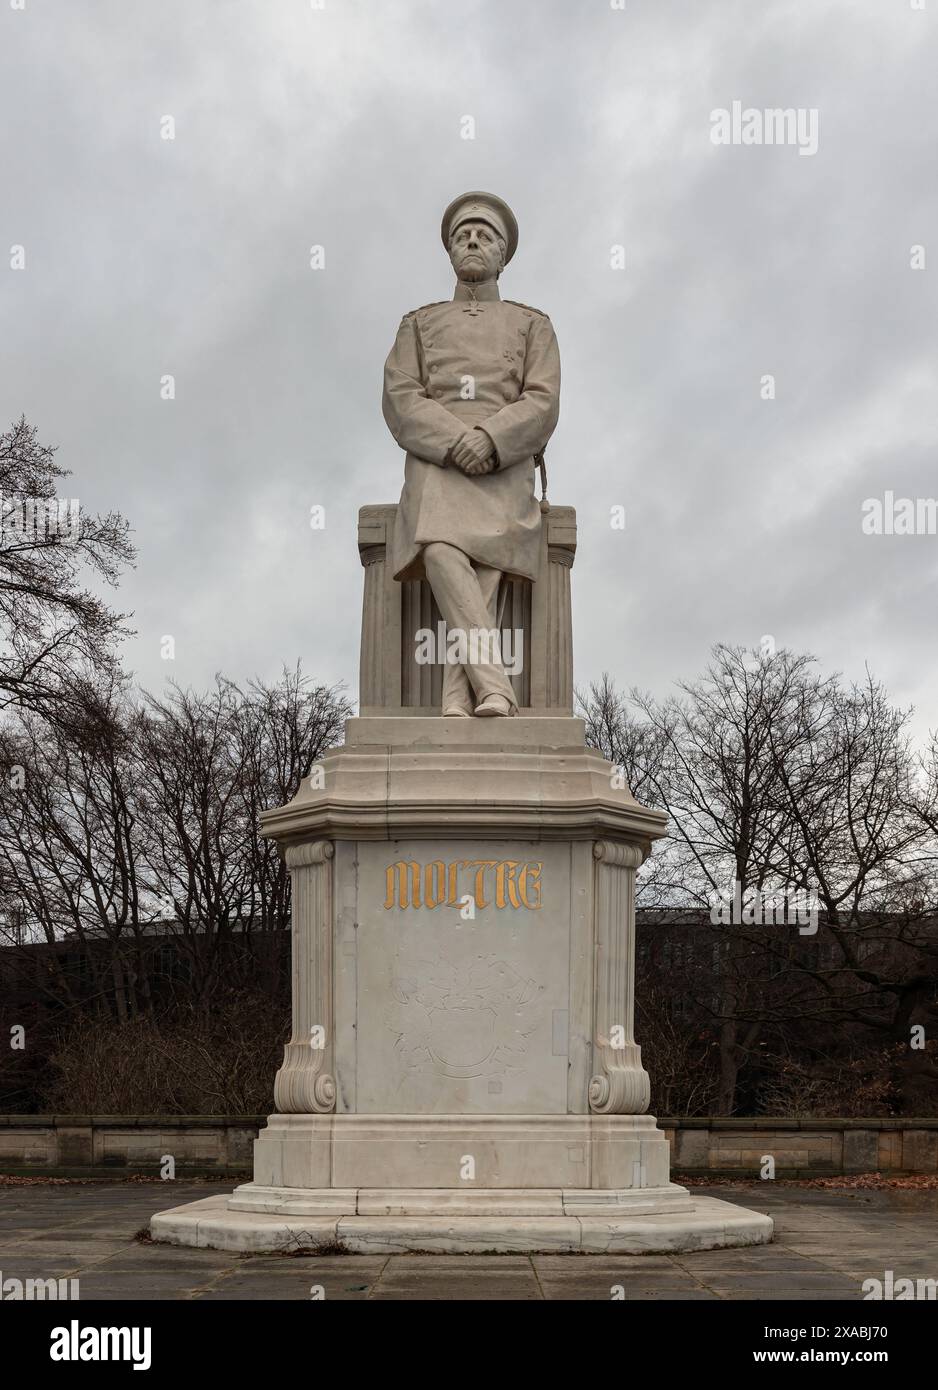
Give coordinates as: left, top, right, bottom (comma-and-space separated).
0, 418, 135, 720
0, 667, 351, 1015
0, 673, 152, 1022
576, 672, 675, 905
133, 670, 351, 1002
591, 647, 938, 1113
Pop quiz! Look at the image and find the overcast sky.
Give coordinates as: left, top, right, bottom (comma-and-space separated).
3, 0, 936, 740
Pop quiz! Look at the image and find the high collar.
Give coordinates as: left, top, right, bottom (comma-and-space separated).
453, 278, 501, 303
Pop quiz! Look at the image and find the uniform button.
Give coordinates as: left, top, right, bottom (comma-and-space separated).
429, 363, 438, 373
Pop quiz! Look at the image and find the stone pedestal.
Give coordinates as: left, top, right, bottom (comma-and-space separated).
151, 717, 772, 1253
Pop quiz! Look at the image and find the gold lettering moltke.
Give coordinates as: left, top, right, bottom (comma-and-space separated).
384, 860, 542, 911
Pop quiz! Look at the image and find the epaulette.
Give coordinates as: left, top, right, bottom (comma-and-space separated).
503, 300, 550, 319
403, 301, 447, 321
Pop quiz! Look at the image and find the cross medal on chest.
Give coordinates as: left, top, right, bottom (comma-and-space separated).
462, 290, 484, 316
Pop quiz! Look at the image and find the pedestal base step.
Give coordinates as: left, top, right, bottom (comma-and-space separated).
150, 1186, 773, 1254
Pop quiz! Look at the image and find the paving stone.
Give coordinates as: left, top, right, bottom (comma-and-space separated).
69, 1273, 226, 1298
87, 1251, 238, 1272
673, 1252, 820, 1271
235, 1255, 388, 1276
539, 1273, 708, 1295
611, 1288, 723, 1300
196, 1284, 366, 1302
697, 1274, 860, 1297
532, 1254, 679, 1271
195, 1272, 375, 1301
0, 1259, 88, 1279
0, 1182, 935, 1300
386, 1254, 533, 1269
540, 1281, 721, 1300
372, 1270, 540, 1299
0, 1229, 127, 1245
78, 1287, 203, 1302
370, 1283, 539, 1301
719, 1287, 865, 1301
0, 1240, 116, 1256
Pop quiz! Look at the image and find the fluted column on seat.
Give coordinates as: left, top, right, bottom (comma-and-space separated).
546, 539, 574, 710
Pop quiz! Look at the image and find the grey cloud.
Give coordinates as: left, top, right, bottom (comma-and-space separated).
1, 0, 935, 738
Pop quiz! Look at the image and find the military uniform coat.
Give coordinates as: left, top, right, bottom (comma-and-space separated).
382, 295, 561, 583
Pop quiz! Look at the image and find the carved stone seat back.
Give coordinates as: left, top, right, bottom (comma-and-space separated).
357, 503, 577, 715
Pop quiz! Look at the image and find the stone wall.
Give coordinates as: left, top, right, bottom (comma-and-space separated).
0, 1116, 262, 1177
662, 1118, 938, 1178
1, 1115, 936, 1178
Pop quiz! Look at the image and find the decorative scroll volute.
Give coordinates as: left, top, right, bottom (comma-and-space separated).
588, 840, 651, 1115
273, 840, 336, 1114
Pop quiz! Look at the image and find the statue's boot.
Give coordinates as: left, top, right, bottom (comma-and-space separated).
474, 694, 516, 717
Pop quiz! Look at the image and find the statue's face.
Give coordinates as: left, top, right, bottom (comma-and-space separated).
448, 221, 504, 282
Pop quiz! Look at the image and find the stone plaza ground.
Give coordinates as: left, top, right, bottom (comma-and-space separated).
1, 1179, 935, 1300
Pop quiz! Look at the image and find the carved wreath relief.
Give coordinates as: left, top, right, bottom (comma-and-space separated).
385, 954, 544, 1080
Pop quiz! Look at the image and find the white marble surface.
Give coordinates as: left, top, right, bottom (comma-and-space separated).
346, 839, 572, 1114
150, 1190, 773, 1254
251, 1113, 673, 1190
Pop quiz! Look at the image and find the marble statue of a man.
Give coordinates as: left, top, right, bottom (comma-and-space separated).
382, 191, 561, 717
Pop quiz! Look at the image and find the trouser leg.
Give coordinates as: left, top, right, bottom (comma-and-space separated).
439, 560, 505, 711
423, 542, 518, 711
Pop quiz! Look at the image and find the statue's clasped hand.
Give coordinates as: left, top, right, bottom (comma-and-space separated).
451, 428, 496, 476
